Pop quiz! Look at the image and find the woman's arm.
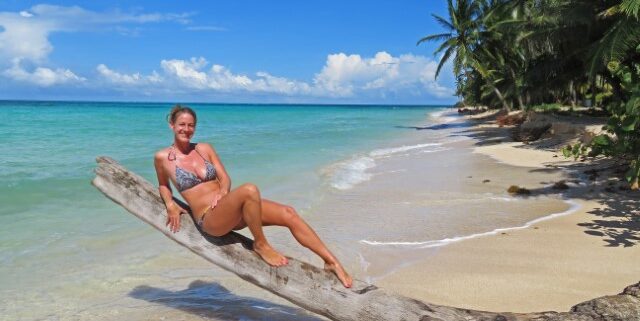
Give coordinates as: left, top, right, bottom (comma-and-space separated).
199, 143, 231, 194
154, 150, 187, 232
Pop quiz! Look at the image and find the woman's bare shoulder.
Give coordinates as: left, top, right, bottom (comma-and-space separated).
154, 147, 171, 161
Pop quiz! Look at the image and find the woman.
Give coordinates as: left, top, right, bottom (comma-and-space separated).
154, 105, 352, 288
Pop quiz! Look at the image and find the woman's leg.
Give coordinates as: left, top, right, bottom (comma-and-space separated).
202, 183, 288, 266
234, 199, 352, 287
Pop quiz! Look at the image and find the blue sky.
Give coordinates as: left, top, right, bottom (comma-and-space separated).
0, 1, 456, 104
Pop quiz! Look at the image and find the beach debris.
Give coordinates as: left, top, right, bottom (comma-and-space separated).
507, 185, 531, 195
93, 156, 640, 321
513, 122, 552, 142
511, 112, 555, 142
496, 112, 525, 127
483, 179, 491, 183
552, 180, 570, 190
457, 106, 488, 115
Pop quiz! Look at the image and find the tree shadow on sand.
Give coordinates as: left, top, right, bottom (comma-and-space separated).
484, 131, 640, 247
559, 161, 640, 248
129, 280, 323, 321
538, 162, 640, 247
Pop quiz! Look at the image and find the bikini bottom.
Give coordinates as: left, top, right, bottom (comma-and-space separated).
196, 193, 223, 227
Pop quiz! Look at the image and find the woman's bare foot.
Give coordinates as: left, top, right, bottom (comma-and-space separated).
253, 241, 288, 267
325, 262, 352, 288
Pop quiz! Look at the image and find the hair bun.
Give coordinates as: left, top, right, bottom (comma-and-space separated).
167, 104, 197, 124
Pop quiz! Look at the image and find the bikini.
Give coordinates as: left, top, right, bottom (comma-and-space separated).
171, 144, 221, 227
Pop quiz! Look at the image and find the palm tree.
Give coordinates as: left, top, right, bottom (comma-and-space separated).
588, 0, 640, 79
417, 0, 480, 92
419, 0, 511, 109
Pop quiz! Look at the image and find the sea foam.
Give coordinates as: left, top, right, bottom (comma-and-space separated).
360, 199, 581, 248
325, 142, 445, 190
429, 109, 461, 123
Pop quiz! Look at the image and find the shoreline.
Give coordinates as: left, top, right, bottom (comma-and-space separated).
377, 111, 640, 313
359, 199, 581, 250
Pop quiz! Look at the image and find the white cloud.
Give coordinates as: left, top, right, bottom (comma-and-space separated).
0, 5, 192, 88
0, 12, 54, 63
253, 72, 312, 95
96, 53, 453, 100
4, 63, 85, 86
0, 5, 192, 64
158, 58, 311, 95
97, 64, 162, 85
25, 4, 192, 26
313, 51, 454, 98
4, 50, 453, 100
160, 57, 210, 89
0, 5, 454, 101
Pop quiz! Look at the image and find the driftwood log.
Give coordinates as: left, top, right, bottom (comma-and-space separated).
92, 156, 640, 321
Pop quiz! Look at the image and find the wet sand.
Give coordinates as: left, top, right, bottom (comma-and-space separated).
378, 121, 640, 313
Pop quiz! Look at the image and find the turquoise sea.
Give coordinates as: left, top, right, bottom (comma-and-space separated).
0, 101, 442, 320
0, 101, 572, 320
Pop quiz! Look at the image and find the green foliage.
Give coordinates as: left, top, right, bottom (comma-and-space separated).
419, 0, 640, 188
561, 60, 640, 188
620, 0, 640, 19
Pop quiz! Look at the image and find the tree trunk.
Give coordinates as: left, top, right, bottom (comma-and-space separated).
92, 156, 640, 321
510, 68, 525, 110
570, 80, 577, 108
492, 85, 511, 111
591, 76, 597, 107
517, 94, 525, 110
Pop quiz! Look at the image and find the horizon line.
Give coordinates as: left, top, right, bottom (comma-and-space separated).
0, 98, 455, 108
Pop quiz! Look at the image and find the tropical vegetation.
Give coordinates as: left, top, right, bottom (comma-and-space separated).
420, 0, 640, 188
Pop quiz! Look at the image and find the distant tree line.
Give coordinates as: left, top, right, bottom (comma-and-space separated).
421, 0, 640, 188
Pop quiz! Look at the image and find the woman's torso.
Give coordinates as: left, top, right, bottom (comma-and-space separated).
165, 144, 224, 215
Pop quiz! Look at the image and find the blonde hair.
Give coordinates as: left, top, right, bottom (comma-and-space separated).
167, 104, 197, 124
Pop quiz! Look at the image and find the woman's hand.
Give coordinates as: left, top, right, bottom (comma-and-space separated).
166, 202, 188, 233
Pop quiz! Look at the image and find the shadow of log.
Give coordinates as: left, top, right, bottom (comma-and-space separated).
129, 280, 323, 321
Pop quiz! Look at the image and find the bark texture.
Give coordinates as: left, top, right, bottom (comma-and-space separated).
92, 156, 640, 321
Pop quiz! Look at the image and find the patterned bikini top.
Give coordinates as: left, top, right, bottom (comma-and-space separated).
171, 145, 217, 192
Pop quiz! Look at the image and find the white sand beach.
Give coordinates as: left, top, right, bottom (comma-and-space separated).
378, 115, 640, 313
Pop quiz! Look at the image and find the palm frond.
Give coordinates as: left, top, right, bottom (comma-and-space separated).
588, 17, 640, 78
433, 38, 455, 56
620, 0, 640, 19
435, 46, 455, 80
432, 13, 455, 31
417, 32, 452, 46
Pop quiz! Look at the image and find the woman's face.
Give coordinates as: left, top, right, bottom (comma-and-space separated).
170, 112, 196, 143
